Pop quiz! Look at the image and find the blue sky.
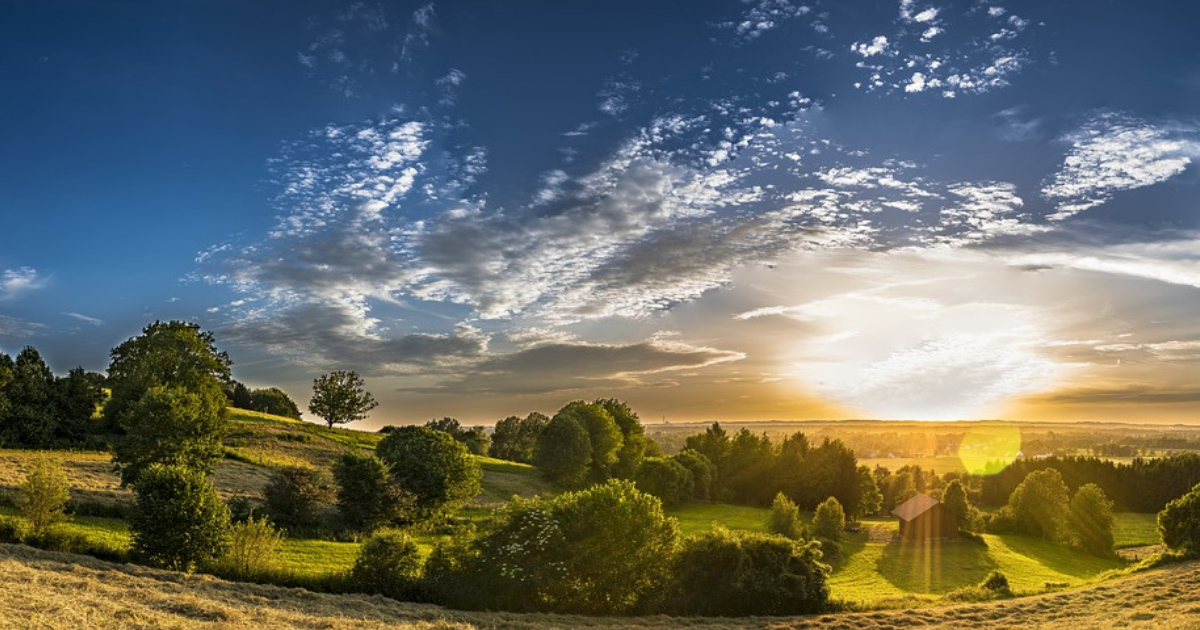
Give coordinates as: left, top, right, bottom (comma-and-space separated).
3, 0, 1200, 426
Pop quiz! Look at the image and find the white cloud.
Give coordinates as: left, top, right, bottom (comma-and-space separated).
851, 36, 891, 57
0, 267, 46, 300
64, 312, 103, 326
1042, 113, 1196, 220
1008, 235, 1200, 290
720, 0, 813, 44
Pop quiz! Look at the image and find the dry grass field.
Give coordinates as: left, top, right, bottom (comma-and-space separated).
3, 542, 1197, 630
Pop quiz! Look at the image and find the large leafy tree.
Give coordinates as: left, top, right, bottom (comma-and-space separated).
376, 425, 481, 521
1007, 467, 1071, 541
308, 370, 377, 428
1160, 481, 1200, 555
534, 413, 593, 487
106, 321, 231, 485
1068, 483, 1115, 556
247, 387, 301, 419
596, 398, 646, 479
489, 412, 549, 463
554, 400, 623, 482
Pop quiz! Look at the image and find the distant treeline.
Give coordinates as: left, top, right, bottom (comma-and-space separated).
980, 455, 1200, 513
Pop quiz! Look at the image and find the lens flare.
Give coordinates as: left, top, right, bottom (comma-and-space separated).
957, 424, 1021, 475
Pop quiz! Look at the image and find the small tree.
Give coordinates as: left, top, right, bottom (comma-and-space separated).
942, 479, 980, 534
308, 371, 378, 428
769, 492, 805, 540
131, 463, 230, 572
350, 528, 424, 599
489, 412, 548, 463
263, 467, 334, 531
333, 452, 413, 533
19, 457, 71, 538
1068, 483, 1115, 556
855, 465, 883, 519
1160, 481, 1200, 555
376, 426, 481, 522
813, 496, 846, 542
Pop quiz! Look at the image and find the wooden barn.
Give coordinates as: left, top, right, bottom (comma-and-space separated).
891, 493, 960, 540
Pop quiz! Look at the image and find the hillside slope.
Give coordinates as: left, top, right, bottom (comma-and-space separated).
2, 542, 1195, 629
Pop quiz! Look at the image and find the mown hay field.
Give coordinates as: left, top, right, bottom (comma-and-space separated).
3, 542, 1198, 629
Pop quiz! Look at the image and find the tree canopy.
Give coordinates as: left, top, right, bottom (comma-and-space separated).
308, 370, 377, 428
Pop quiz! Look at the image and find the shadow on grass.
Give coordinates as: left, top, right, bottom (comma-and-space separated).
877, 537, 996, 594
990, 534, 1122, 579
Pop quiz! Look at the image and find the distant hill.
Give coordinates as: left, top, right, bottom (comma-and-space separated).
3, 542, 1197, 629
0, 408, 552, 509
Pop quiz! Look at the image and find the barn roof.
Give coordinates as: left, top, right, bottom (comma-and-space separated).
891, 493, 940, 521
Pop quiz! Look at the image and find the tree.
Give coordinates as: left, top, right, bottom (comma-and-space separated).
106, 321, 231, 485
248, 387, 301, 419
554, 401, 622, 482
1007, 468, 1071, 541
333, 452, 412, 533
813, 496, 846, 542
768, 492, 805, 540
263, 467, 334, 531
434, 480, 679, 614
672, 449, 716, 500
52, 367, 103, 442
130, 463, 230, 572
666, 528, 829, 616
942, 479, 979, 534
1, 347, 56, 447
534, 413, 593, 487
596, 398, 646, 479
376, 426, 481, 521
1160, 481, 1200, 555
224, 380, 253, 409
425, 417, 491, 455
19, 456, 70, 538
489, 412, 548, 463
856, 465, 883, 519
308, 370, 377, 428
1068, 483, 1115, 556
633, 457, 694, 507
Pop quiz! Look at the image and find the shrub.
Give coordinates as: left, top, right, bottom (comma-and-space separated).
349, 529, 424, 600
813, 496, 846, 542
19, 456, 71, 538
438, 480, 679, 614
212, 516, 283, 579
131, 463, 230, 572
633, 457, 694, 508
263, 467, 334, 531
666, 528, 829, 616
1159, 481, 1200, 555
768, 492, 805, 540
0, 515, 26, 543
377, 426, 481, 522
333, 451, 413, 533
981, 570, 1013, 595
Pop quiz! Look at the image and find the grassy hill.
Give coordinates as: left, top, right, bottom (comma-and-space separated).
3, 541, 1197, 629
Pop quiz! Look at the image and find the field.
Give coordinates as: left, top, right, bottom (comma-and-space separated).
4, 542, 1199, 629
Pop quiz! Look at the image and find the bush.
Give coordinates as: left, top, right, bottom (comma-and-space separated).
131, 463, 230, 572
981, 570, 1013, 595
633, 458, 694, 508
1159, 481, 1200, 555
665, 528, 829, 616
813, 496, 846, 542
436, 480, 679, 614
349, 529, 424, 600
19, 456, 71, 538
768, 492, 805, 540
333, 452, 413, 533
211, 516, 283, 579
376, 426, 481, 522
0, 515, 26, 543
263, 467, 334, 531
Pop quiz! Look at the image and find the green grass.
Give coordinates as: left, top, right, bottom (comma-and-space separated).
276, 538, 360, 577
667, 502, 771, 537
1113, 512, 1159, 548
476, 456, 537, 476
827, 528, 1126, 607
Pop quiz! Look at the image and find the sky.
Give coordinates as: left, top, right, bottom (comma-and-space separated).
2, 0, 1200, 428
